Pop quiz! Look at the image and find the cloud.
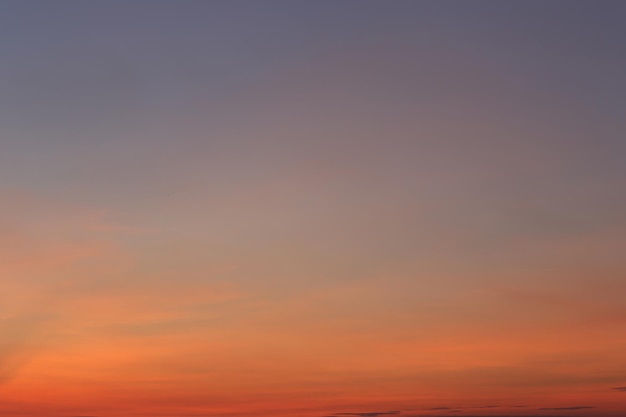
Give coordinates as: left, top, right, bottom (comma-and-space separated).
0, 188, 127, 385
471, 405, 502, 409
427, 405, 529, 412
329, 412, 400, 417
538, 406, 595, 410
0, 312, 57, 386
613, 386, 626, 391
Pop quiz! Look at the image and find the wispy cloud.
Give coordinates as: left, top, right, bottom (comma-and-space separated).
426, 405, 529, 412
538, 406, 595, 410
0, 315, 51, 385
328, 412, 400, 417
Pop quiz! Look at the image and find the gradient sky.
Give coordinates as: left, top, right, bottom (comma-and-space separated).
1, 1, 626, 417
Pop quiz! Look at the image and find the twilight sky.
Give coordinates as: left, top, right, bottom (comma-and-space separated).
1, 1, 626, 417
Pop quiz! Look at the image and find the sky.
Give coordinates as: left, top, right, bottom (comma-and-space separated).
1, 1, 626, 416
